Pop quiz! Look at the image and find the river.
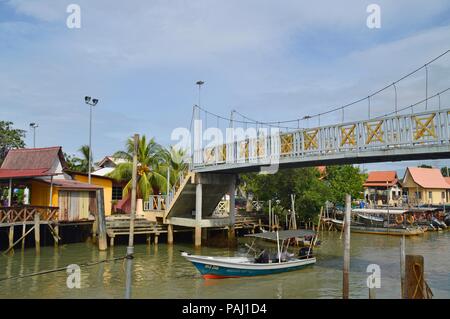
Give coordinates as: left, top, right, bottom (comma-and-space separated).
0, 231, 449, 299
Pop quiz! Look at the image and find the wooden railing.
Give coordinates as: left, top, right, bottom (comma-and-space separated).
0, 206, 59, 226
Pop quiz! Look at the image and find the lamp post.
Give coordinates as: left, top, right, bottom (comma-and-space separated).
84, 96, 99, 184
29, 123, 39, 148
196, 80, 205, 107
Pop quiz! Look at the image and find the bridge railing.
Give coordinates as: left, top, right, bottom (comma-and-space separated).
193, 108, 450, 168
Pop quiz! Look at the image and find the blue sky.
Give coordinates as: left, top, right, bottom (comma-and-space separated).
1, 0, 450, 176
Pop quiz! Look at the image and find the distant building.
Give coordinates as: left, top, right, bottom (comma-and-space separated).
402, 167, 450, 205
363, 171, 402, 206
93, 156, 127, 208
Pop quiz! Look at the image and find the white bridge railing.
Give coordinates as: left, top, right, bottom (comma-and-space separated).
193, 108, 450, 169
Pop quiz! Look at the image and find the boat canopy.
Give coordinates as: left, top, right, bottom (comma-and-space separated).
352, 208, 407, 215
245, 229, 316, 241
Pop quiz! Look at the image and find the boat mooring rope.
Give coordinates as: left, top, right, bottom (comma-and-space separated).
0, 256, 127, 283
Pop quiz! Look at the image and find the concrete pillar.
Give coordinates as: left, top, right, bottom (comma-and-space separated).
195, 183, 202, 247
228, 177, 236, 240
194, 226, 202, 247
167, 224, 174, 245
201, 228, 208, 242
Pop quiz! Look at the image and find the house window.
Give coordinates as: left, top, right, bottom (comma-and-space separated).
415, 191, 422, 199
112, 186, 123, 201
442, 192, 446, 199
428, 192, 433, 201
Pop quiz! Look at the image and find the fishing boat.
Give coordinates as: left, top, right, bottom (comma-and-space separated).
331, 208, 425, 236
181, 229, 317, 279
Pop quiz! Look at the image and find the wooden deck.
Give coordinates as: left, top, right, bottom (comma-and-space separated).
105, 214, 167, 246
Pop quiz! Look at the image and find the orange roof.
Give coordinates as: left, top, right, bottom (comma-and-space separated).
405, 167, 450, 189
444, 177, 450, 186
364, 171, 398, 187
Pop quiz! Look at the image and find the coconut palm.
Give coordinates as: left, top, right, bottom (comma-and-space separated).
108, 135, 172, 200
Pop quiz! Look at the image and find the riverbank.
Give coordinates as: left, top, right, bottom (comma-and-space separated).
0, 231, 448, 299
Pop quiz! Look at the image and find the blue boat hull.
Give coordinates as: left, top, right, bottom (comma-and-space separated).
191, 260, 314, 279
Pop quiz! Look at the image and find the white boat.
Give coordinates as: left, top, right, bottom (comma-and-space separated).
181, 229, 317, 279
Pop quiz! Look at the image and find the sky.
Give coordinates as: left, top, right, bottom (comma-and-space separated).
1, 0, 450, 177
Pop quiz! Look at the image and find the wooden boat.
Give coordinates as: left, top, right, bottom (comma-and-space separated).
331, 208, 425, 236
181, 229, 317, 279
332, 222, 424, 236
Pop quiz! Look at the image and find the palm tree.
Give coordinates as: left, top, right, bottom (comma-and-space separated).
77, 145, 91, 173
108, 135, 172, 200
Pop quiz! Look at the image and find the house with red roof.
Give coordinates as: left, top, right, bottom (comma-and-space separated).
402, 167, 450, 205
0, 147, 109, 222
363, 171, 402, 206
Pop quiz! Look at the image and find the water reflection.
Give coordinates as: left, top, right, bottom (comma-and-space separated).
0, 231, 448, 299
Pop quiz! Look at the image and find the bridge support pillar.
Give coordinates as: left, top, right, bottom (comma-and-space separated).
195, 183, 203, 247
228, 176, 236, 242
194, 226, 202, 247
167, 224, 174, 245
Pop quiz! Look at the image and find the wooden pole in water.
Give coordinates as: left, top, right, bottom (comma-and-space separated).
343, 194, 351, 299
405, 255, 426, 299
125, 133, 139, 299
268, 199, 272, 230
97, 188, 107, 251
400, 235, 406, 298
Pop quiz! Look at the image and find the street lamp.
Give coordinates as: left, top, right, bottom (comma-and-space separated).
196, 80, 205, 107
84, 96, 99, 184
29, 123, 39, 148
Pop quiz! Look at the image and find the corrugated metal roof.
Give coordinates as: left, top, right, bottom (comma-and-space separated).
0, 168, 56, 179
0, 147, 66, 173
38, 178, 101, 190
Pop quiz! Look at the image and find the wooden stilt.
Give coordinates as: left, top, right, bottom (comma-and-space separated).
8, 225, 14, 251
154, 234, 159, 245
21, 223, 26, 249
167, 224, 174, 245
54, 225, 59, 246
34, 214, 40, 251
3, 225, 36, 255
146, 234, 151, 245
110, 236, 114, 247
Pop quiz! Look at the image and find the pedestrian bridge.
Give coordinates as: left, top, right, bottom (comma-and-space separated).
192, 108, 450, 173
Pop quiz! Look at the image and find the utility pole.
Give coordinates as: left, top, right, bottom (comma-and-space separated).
125, 133, 139, 299
343, 194, 351, 299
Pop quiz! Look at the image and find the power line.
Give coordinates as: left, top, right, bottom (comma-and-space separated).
228, 49, 450, 126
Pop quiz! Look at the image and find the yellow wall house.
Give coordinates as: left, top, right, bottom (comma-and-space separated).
0, 147, 106, 222
402, 167, 450, 205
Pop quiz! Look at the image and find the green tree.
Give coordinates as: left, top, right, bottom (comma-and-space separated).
441, 167, 450, 177
240, 167, 330, 222
0, 121, 25, 164
324, 165, 365, 205
63, 145, 91, 173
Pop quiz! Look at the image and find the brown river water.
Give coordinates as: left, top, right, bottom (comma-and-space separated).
0, 231, 449, 299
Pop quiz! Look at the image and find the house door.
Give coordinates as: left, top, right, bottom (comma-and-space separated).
59, 191, 94, 221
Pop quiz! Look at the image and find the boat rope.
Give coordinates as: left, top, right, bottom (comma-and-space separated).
0, 256, 127, 283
